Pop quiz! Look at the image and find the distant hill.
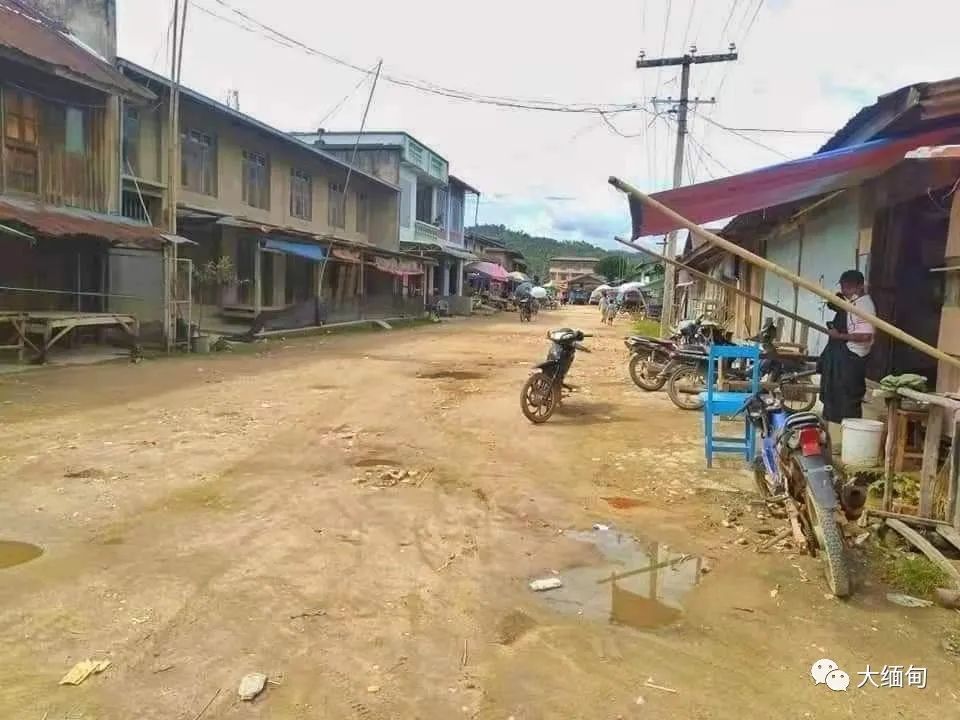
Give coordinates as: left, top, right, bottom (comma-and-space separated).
470, 224, 641, 280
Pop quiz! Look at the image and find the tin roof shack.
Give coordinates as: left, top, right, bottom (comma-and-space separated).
118, 61, 428, 333
627, 77, 960, 390
0, 2, 181, 357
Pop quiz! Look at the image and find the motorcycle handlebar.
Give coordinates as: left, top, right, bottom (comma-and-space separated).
575, 343, 591, 353
779, 368, 818, 384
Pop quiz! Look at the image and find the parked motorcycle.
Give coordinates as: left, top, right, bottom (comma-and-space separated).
743, 369, 867, 597
520, 328, 591, 423
665, 320, 818, 412
625, 317, 723, 391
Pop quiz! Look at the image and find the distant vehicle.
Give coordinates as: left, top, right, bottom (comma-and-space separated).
521, 328, 591, 423
518, 297, 534, 323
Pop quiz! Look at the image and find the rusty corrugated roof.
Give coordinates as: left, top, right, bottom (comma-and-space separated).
0, 2, 153, 100
0, 197, 169, 249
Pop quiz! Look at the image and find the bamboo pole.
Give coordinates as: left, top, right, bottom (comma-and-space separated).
614, 237, 828, 335
609, 176, 960, 373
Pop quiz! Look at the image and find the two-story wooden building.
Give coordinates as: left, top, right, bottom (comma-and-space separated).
0, 1, 188, 358
116, 61, 428, 335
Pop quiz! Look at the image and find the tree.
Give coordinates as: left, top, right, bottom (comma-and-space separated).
595, 255, 630, 282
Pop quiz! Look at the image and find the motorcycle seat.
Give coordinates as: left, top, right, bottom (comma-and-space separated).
784, 412, 821, 428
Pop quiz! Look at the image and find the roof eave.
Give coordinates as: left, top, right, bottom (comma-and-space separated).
117, 58, 398, 193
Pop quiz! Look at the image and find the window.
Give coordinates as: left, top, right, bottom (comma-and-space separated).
181, 129, 217, 195
3, 89, 39, 193
415, 183, 433, 224
122, 106, 140, 176
65, 107, 85, 154
399, 177, 413, 228
242, 150, 270, 209
356, 192, 369, 233
435, 187, 448, 228
290, 168, 312, 220
328, 182, 345, 228
449, 193, 464, 233
430, 156, 443, 177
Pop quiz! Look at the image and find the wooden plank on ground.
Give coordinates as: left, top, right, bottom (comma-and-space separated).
866, 509, 950, 527
935, 525, 960, 554
886, 518, 960, 588
920, 405, 944, 518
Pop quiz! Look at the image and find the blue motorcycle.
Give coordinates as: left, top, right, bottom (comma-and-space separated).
742, 369, 867, 598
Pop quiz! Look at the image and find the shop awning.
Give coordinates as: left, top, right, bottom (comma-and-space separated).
262, 237, 326, 261
466, 261, 510, 281
0, 197, 185, 249
372, 256, 423, 276
624, 126, 960, 239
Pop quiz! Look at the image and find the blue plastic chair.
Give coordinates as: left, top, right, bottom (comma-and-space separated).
699, 344, 761, 467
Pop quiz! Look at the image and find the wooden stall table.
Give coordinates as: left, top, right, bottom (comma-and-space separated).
15, 312, 140, 363
0, 312, 26, 362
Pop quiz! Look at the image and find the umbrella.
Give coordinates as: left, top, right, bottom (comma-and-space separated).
466, 261, 510, 282
508, 271, 530, 282
514, 281, 534, 297
530, 286, 548, 299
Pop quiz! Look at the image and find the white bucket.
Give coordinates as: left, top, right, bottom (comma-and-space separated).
840, 418, 884, 466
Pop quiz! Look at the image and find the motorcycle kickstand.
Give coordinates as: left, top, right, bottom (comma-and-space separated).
784, 498, 808, 553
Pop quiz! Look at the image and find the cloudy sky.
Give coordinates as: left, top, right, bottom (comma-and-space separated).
118, 0, 960, 250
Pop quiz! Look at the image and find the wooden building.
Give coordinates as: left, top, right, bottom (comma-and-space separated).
0, 1, 183, 357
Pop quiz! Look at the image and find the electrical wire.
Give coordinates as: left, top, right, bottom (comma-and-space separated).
716, 126, 833, 135
315, 62, 379, 127
681, 0, 698, 51
686, 128, 734, 175
693, 111, 791, 159
200, 0, 645, 115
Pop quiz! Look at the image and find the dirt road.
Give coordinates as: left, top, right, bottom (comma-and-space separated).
1, 306, 957, 719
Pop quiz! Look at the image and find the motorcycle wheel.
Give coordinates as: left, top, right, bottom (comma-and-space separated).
782, 377, 818, 413
667, 366, 706, 411
628, 352, 667, 391
520, 372, 559, 424
804, 486, 851, 598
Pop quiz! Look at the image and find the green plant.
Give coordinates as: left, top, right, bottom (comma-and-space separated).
193, 256, 239, 327
633, 318, 661, 338
881, 552, 950, 597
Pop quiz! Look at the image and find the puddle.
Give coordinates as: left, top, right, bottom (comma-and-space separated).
0, 541, 43, 569
601, 496, 644, 509
417, 370, 484, 381
536, 528, 701, 630
354, 458, 400, 468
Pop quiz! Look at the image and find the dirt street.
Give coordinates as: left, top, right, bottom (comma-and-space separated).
1, 306, 957, 719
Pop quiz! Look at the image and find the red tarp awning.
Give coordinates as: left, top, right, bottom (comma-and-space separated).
626, 126, 960, 239
466, 260, 510, 281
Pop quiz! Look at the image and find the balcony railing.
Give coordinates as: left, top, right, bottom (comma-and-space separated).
415, 220, 440, 243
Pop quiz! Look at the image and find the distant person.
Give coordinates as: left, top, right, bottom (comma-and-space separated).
818, 270, 875, 423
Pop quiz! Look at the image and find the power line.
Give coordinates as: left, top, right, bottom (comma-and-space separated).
693, 111, 791, 159
316, 62, 379, 127
716, 125, 833, 135
686, 128, 733, 175
200, 0, 645, 115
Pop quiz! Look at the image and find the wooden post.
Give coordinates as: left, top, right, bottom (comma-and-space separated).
253, 243, 262, 316
948, 412, 960, 530
610, 177, 960, 373
920, 405, 945, 518
883, 397, 901, 512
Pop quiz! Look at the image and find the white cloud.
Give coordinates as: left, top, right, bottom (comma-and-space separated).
118, 0, 960, 247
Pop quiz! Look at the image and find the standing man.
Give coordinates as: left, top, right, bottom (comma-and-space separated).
819, 269, 875, 423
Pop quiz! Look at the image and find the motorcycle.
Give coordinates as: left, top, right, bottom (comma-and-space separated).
520, 328, 591, 423
518, 298, 533, 323
743, 369, 867, 597
665, 320, 818, 412
624, 317, 721, 391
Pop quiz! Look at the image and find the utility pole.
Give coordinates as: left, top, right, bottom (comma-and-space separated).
637, 45, 737, 334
